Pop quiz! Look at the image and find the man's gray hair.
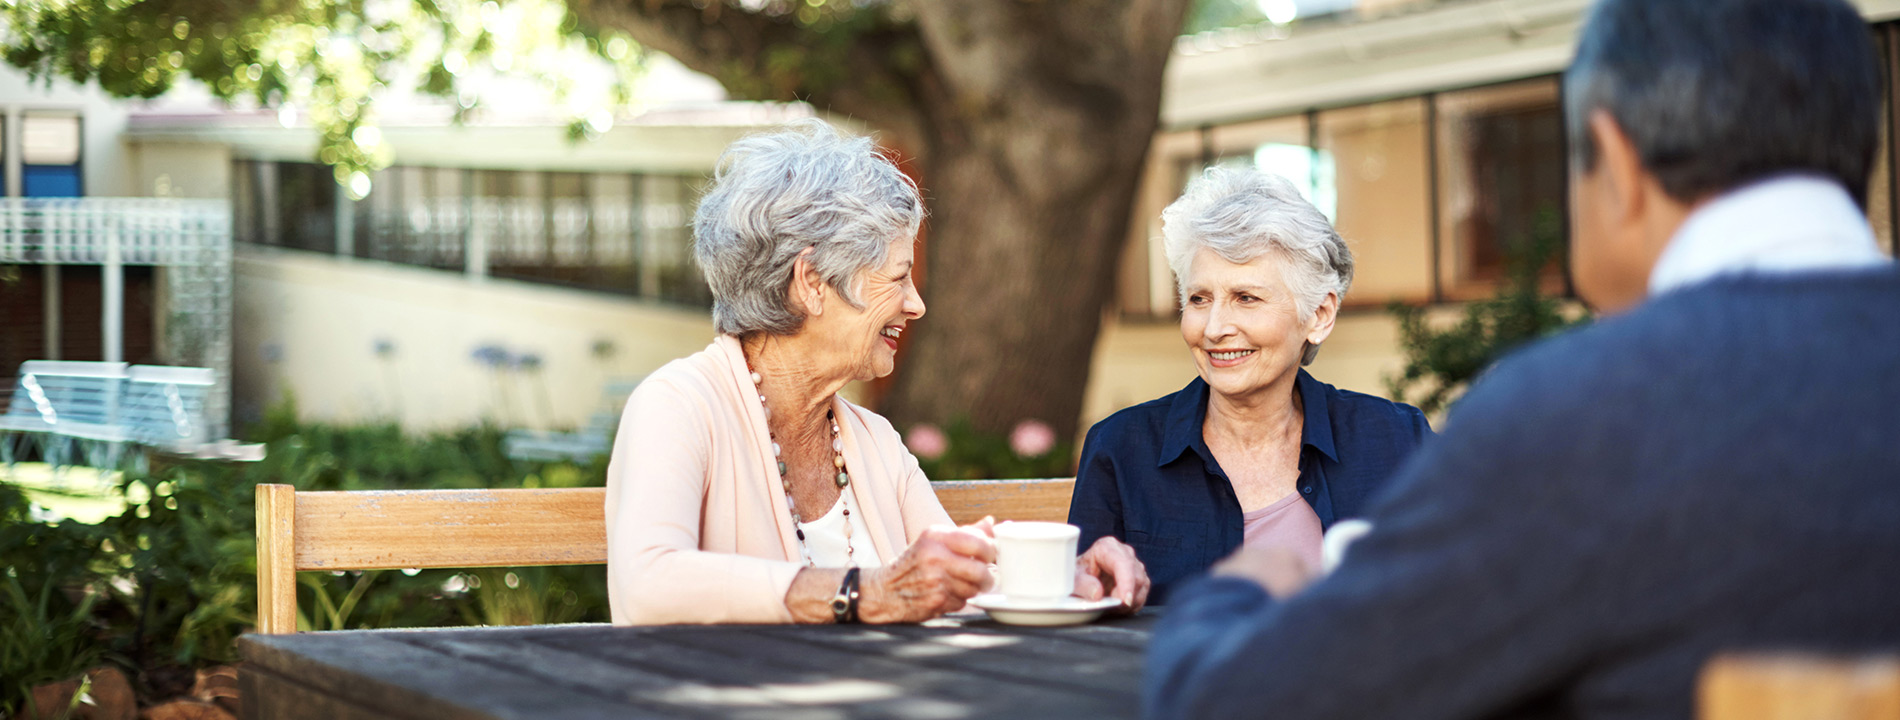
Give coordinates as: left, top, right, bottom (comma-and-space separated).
1162, 166, 1354, 321
1564, 0, 1878, 205
693, 118, 924, 337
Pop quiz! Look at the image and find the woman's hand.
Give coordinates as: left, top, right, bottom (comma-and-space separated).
1073, 536, 1151, 613
859, 522, 997, 623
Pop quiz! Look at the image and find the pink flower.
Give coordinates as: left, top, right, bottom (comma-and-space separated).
905, 423, 949, 460
1009, 419, 1057, 458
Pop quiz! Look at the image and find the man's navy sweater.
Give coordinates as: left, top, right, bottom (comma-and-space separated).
1145, 271, 1900, 720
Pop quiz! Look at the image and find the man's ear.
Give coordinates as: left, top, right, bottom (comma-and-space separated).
789, 246, 825, 317
1589, 109, 1646, 228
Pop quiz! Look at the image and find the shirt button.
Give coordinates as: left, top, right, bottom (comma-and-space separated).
1301, 486, 1312, 494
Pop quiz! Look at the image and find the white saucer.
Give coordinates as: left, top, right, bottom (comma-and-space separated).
966, 594, 1122, 627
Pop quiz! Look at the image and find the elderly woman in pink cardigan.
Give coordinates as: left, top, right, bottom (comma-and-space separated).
605, 120, 1149, 625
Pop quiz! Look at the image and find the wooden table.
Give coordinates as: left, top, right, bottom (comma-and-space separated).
238, 612, 1158, 719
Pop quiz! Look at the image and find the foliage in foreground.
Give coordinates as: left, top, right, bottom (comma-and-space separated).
1386, 212, 1593, 416
0, 400, 609, 715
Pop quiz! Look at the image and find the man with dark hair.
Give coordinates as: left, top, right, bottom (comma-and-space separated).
1143, 1, 1900, 718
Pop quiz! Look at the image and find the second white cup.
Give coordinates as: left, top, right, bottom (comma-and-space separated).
993, 521, 1079, 605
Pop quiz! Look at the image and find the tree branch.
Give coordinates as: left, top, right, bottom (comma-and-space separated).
567, 0, 926, 148
568, 0, 792, 92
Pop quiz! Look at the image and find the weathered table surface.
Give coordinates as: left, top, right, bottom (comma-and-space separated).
238, 611, 1158, 720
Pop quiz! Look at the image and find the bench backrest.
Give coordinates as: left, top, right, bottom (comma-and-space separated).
4, 362, 215, 450
254, 484, 609, 634
933, 478, 1075, 526
3, 361, 130, 439
1700, 654, 1900, 720
123, 364, 215, 447
254, 477, 1078, 633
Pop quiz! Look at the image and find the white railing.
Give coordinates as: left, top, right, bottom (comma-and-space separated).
0, 197, 231, 265
359, 197, 680, 268
0, 197, 234, 442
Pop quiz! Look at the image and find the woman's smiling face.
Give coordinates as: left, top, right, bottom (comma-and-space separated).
828, 236, 925, 382
1178, 247, 1328, 401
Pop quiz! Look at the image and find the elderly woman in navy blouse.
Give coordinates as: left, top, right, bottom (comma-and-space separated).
1068, 166, 1432, 604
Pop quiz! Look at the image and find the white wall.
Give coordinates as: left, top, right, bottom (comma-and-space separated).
127, 141, 232, 199
232, 246, 717, 432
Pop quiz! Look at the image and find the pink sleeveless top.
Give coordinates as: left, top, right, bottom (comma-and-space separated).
1241, 492, 1324, 569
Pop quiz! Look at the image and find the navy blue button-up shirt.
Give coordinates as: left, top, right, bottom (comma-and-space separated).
1068, 370, 1432, 604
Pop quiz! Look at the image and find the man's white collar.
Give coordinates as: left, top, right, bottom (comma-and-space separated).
1648, 175, 1892, 297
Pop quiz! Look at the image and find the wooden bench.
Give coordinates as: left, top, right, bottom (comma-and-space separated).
933, 478, 1074, 526
1700, 653, 1900, 720
254, 477, 1077, 634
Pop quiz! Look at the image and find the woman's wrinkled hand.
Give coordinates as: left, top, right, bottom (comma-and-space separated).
1073, 536, 1151, 613
859, 520, 997, 623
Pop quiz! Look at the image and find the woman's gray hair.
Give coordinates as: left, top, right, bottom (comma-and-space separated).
1162, 166, 1353, 364
1163, 166, 1354, 315
693, 118, 924, 337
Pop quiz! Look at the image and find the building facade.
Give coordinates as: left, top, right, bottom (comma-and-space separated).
1086, 0, 1900, 426
7, 0, 1900, 440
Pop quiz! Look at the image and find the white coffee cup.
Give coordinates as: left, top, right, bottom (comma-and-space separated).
992, 521, 1079, 605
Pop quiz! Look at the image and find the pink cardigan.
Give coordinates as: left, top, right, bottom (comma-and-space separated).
605, 336, 954, 625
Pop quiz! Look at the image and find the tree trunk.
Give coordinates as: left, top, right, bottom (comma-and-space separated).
881, 109, 1158, 442
881, 1, 1189, 442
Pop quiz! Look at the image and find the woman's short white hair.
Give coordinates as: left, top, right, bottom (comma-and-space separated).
1162, 166, 1354, 319
692, 118, 924, 337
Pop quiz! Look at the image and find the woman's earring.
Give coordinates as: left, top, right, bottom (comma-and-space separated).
1300, 341, 1320, 366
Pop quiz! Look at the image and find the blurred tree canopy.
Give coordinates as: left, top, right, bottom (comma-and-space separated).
2, 0, 1195, 442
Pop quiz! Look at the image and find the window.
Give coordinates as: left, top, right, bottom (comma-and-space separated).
1117, 115, 1330, 318
1120, 102, 1438, 315
644, 175, 711, 308
22, 114, 82, 198
231, 162, 712, 307
1115, 130, 1199, 317
359, 166, 465, 270
1203, 114, 1331, 215
590, 173, 642, 295
1317, 98, 1432, 305
412, 167, 469, 271
231, 158, 257, 243
1434, 78, 1568, 299
275, 162, 338, 253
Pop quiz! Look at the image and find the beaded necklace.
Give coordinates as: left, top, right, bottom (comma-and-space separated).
749, 369, 855, 568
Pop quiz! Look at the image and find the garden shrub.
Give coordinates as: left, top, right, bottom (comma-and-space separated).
0, 398, 611, 713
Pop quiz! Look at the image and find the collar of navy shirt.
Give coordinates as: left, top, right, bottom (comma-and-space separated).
1156, 368, 1339, 472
